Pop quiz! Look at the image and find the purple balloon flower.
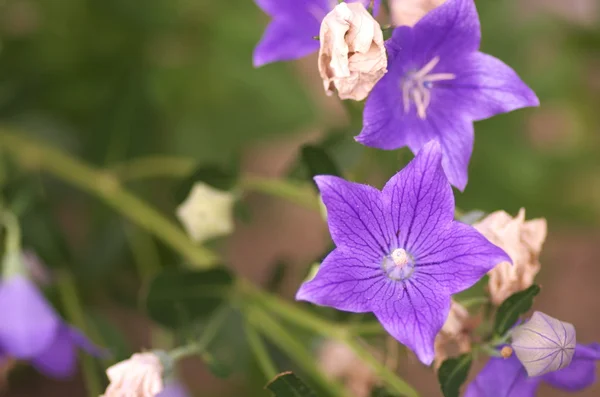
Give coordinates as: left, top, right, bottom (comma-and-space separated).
0, 275, 103, 378
295, 140, 509, 364
355, 0, 539, 190
253, 0, 381, 67
465, 343, 600, 397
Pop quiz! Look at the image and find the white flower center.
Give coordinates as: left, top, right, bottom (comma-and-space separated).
401, 56, 455, 120
382, 248, 415, 281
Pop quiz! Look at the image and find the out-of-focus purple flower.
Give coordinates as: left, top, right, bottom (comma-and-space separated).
157, 380, 191, 397
295, 140, 509, 365
253, 0, 381, 67
465, 343, 600, 397
511, 311, 576, 377
0, 275, 103, 378
355, 0, 539, 190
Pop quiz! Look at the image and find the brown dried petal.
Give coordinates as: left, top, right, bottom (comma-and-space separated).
318, 2, 387, 101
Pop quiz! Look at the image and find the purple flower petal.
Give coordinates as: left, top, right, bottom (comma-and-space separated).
465, 355, 541, 397
296, 249, 384, 313
314, 175, 393, 262
381, 140, 455, 253
253, 17, 321, 67
0, 276, 60, 358
356, 0, 537, 190
253, 0, 381, 66
413, 221, 510, 294
373, 282, 451, 365
441, 52, 539, 121
542, 343, 600, 391
409, 0, 481, 60
31, 324, 77, 379
66, 326, 109, 359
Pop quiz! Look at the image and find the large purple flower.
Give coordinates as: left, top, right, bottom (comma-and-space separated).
253, 0, 381, 67
0, 275, 102, 378
465, 343, 600, 397
295, 140, 509, 364
355, 0, 539, 190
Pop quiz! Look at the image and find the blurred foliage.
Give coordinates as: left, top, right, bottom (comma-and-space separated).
0, 0, 599, 396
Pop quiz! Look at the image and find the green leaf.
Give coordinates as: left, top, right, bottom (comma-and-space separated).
494, 284, 541, 336
437, 354, 473, 397
266, 372, 317, 397
145, 268, 233, 329
175, 164, 238, 203
300, 144, 342, 182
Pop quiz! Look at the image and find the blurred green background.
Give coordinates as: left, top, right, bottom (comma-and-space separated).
0, 0, 599, 396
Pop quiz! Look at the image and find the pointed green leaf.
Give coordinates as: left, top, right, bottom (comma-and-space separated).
437, 354, 473, 397
266, 372, 317, 397
494, 284, 541, 336
145, 268, 233, 329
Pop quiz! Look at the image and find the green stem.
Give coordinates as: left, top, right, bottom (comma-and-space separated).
111, 157, 196, 181
0, 210, 21, 254
458, 296, 489, 309
170, 305, 230, 361
245, 306, 347, 397
240, 175, 320, 212
0, 131, 218, 268
240, 281, 420, 397
56, 271, 105, 397
245, 322, 278, 380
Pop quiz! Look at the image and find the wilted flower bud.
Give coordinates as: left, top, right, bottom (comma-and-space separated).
511, 311, 576, 377
434, 300, 472, 368
101, 352, 164, 397
176, 182, 235, 243
318, 2, 387, 101
474, 209, 547, 305
388, 0, 447, 27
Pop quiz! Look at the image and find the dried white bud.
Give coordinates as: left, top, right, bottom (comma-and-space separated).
101, 352, 164, 397
176, 182, 235, 243
388, 0, 447, 27
511, 311, 576, 377
318, 2, 387, 101
474, 209, 547, 305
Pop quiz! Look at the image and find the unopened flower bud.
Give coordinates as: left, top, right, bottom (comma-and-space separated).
318, 2, 387, 101
511, 311, 575, 377
176, 182, 235, 243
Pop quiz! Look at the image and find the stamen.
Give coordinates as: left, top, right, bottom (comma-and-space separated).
401, 56, 456, 119
392, 248, 410, 267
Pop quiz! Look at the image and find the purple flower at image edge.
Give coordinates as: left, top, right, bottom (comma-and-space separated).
253, 0, 381, 66
356, 0, 539, 190
465, 343, 600, 397
296, 140, 510, 365
0, 275, 105, 378
157, 380, 191, 397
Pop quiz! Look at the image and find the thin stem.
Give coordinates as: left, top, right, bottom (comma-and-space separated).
170, 305, 230, 361
0, 131, 218, 268
458, 296, 489, 309
245, 322, 278, 380
0, 210, 21, 254
111, 157, 196, 181
56, 271, 105, 397
240, 175, 320, 212
245, 305, 347, 397
240, 281, 420, 397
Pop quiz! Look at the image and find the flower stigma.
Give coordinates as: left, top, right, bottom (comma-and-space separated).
382, 248, 415, 281
401, 56, 455, 120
